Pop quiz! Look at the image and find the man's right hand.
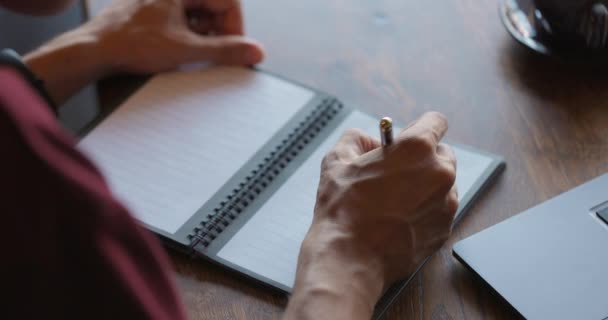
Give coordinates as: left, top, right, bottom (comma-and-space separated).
284, 112, 458, 320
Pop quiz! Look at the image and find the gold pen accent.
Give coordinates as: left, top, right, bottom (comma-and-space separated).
380, 117, 394, 147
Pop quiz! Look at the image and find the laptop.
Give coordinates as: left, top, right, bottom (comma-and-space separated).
453, 173, 608, 320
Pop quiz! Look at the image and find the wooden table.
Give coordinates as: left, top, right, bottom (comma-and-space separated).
101, 0, 608, 319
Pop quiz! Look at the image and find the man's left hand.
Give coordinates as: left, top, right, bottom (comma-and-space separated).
90, 0, 264, 74
25, 0, 264, 105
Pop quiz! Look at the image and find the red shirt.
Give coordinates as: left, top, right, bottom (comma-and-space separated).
0, 67, 187, 319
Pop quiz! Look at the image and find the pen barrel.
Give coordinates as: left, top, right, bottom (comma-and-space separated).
381, 128, 393, 146
380, 117, 394, 146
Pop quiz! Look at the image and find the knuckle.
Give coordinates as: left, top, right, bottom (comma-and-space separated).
321, 152, 337, 170
447, 150, 458, 168
435, 163, 457, 187
446, 193, 459, 215
404, 134, 435, 154
317, 170, 339, 199
439, 143, 456, 159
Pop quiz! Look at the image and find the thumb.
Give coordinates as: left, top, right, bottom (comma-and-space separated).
179, 34, 265, 65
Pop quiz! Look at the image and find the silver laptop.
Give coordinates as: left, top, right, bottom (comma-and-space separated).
453, 173, 608, 320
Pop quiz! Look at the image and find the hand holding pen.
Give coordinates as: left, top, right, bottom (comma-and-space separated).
289, 112, 459, 320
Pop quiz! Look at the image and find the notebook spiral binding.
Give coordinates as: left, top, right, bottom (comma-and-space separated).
188, 98, 344, 249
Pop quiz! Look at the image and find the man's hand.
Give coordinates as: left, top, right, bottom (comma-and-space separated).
284, 112, 458, 320
90, 0, 264, 74
25, 0, 263, 106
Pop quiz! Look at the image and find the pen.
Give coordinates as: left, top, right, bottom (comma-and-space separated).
380, 117, 394, 147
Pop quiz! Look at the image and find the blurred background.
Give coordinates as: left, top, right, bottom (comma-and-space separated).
0, 0, 99, 133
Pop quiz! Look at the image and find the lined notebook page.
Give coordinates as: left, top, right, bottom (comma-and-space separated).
217, 111, 493, 289
79, 67, 314, 233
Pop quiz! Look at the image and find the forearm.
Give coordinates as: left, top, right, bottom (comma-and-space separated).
24, 25, 108, 107
284, 226, 384, 320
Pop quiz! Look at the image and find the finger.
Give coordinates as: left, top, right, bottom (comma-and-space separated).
327, 129, 381, 164
220, 3, 244, 35
184, 0, 244, 35
184, 0, 240, 12
436, 143, 457, 170
337, 128, 381, 159
186, 6, 243, 35
397, 112, 448, 146
178, 33, 265, 65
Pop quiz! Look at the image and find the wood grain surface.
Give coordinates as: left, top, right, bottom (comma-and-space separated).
98, 0, 608, 319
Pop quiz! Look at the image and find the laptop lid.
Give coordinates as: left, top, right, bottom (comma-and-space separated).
453, 173, 608, 320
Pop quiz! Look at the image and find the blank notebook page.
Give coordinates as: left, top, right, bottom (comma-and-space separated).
217, 111, 494, 289
79, 67, 314, 233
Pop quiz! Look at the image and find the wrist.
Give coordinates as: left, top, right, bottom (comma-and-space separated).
285, 222, 385, 320
25, 26, 110, 77
24, 26, 110, 104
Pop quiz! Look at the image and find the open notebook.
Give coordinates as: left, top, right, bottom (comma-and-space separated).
78, 67, 504, 319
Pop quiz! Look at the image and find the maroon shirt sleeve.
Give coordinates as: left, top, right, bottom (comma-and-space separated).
0, 67, 187, 320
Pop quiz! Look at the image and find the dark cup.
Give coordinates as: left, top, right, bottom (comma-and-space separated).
534, 0, 608, 49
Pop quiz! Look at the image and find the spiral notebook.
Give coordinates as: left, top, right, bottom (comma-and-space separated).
78, 66, 505, 319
